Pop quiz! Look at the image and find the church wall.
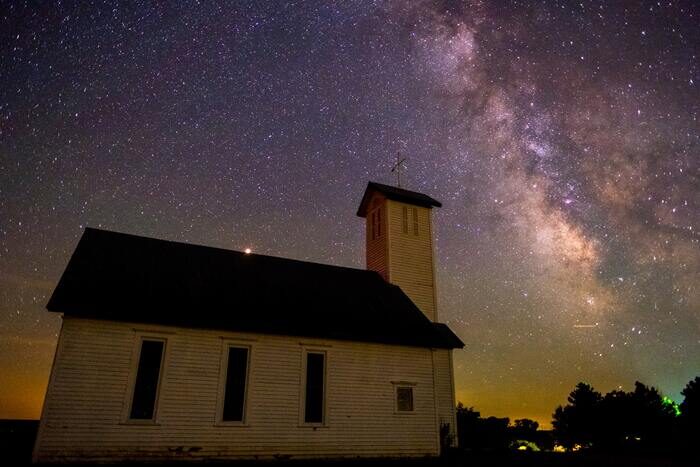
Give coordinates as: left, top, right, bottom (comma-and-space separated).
385, 200, 437, 321
34, 316, 445, 462
433, 349, 458, 447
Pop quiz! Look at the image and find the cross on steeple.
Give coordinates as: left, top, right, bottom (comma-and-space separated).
391, 151, 407, 188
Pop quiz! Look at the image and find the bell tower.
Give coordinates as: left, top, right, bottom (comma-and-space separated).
357, 182, 442, 322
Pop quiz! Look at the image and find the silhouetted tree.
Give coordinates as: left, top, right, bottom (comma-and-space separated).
455, 402, 481, 449
679, 377, 700, 449
680, 376, 699, 423
596, 389, 632, 450
554, 380, 685, 454
512, 418, 539, 439
630, 381, 676, 451
595, 382, 676, 452
552, 382, 601, 449
455, 403, 510, 451
456, 404, 553, 452
479, 416, 511, 451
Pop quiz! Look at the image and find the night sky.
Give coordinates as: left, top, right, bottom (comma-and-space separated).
1, 1, 698, 426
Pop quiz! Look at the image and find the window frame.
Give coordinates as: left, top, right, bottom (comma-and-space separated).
393, 382, 416, 414
123, 335, 168, 425
216, 341, 252, 426
300, 348, 328, 427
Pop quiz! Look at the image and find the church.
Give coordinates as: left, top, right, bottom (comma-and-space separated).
33, 182, 463, 463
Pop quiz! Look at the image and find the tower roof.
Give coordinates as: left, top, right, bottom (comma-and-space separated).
356, 181, 442, 217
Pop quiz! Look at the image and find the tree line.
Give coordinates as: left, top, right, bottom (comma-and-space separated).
455, 376, 699, 456
455, 404, 551, 451
552, 376, 698, 454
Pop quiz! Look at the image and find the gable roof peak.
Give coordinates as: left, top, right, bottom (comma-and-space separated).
356, 181, 442, 217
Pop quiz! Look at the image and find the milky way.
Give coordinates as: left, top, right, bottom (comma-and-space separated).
1, 1, 698, 425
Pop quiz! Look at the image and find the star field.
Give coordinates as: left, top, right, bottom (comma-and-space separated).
0, 1, 698, 425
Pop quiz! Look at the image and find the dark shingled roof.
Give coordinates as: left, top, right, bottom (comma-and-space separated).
356, 181, 442, 217
47, 228, 463, 349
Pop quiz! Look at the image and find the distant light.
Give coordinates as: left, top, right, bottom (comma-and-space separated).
244, 248, 252, 254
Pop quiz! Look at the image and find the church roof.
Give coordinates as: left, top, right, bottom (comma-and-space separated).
356, 181, 442, 217
47, 228, 463, 349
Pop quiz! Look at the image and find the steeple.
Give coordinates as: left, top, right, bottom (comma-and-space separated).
357, 182, 442, 322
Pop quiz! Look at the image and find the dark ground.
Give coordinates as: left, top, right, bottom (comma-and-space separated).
0, 419, 38, 464
3, 420, 696, 466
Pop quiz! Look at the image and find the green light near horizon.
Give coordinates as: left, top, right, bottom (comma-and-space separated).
662, 396, 681, 417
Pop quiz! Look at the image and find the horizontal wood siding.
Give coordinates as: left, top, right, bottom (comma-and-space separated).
433, 349, 457, 447
386, 200, 436, 321
35, 317, 443, 462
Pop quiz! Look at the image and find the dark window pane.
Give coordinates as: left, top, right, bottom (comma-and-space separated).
304, 353, 325, 423
402, 206, 408, 233
397, 387, 414, 412
130, 340, 164, 420
412, 207, 419, 235
222, 347, 249, 422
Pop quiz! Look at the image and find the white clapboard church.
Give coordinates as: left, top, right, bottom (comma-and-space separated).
33, 182, 463, 463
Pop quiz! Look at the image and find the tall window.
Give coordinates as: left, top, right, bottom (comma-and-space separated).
412, 207, 419, 235
402, 206, 408, 233
129, 339, 165, 420
370, 208, 381, 240
222, 346, 250, 422
304, 352, 326, 424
